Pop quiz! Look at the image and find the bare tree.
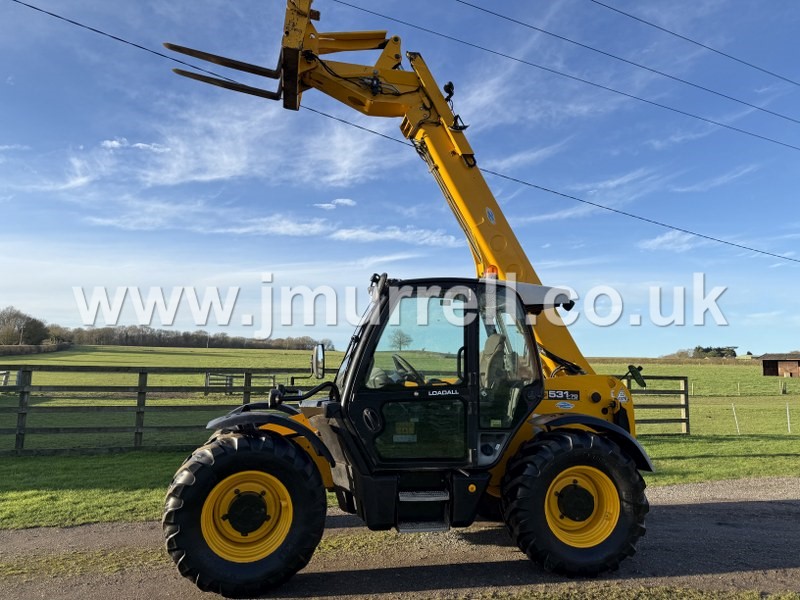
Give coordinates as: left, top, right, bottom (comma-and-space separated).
389, 329, 413, 352
0, 306, 46, 345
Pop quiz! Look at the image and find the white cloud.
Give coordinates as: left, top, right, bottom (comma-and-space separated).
49, 156, 98, 191
512, 203, 597, 224
482, 138, 571, 172
101, 138, 128, 150
645, 127, 715, 150
638, 230, 697, 253
513, 167, 669, 224
352, 252, 424, 269
83, 201, 462, 251
570, 168, 655, 194
313, 198, 357, 210
100, 138, 170, 154
84, 196, 220, 231
671, 164, 759, 193
215, 216, 333, 237
330, 226, 463, 248
131, 142, 170, 153
75, 97, 407, 190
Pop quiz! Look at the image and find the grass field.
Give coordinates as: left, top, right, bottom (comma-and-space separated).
0, 345, 345, 450
0, 346, 798, 528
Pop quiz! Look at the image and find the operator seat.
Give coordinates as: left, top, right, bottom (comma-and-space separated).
480, 333, 507, 389
479, 334, 510, 427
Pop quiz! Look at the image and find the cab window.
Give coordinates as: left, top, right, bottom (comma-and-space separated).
478, 288, 538, 428
364, 290, 467, 389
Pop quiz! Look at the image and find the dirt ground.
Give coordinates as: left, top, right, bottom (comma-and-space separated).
1, 477, 799, 600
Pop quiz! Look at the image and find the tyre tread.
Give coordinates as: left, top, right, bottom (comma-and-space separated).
500, 430, 648, 576
162, 432, 326, 597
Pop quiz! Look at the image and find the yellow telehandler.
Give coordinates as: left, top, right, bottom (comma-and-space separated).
162, 2, 652, 596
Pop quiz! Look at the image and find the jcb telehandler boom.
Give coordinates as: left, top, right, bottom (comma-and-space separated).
162, 2, 652, 597
166, 1, 591, 378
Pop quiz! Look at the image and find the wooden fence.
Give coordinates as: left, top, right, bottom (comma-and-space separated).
0, 366, 689, 455
0, 365, 319, 456
623, 375, 690, 435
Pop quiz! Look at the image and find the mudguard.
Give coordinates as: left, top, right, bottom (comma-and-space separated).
531, 413, 654, 472
207, 412, 335, 467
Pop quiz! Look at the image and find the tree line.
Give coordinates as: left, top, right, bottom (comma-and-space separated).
663, 346, 742, 359
0, 306, 335, 351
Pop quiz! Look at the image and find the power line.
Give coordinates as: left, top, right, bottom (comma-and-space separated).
330, 0, 800, 153
7, 0, 237, 83
302, 107, 800, 265
478, 167, 800, 264
453, 0, 800, 126
587, 0, 800, 88
301, 106, 412, 147
8, 0, 798, 265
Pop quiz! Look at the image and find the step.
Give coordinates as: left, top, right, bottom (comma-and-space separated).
398, 490, 450, 502
396, 520, 450, 533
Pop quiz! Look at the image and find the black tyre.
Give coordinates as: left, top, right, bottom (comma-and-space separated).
163, 433, 326, 597
501, 430, 648, 576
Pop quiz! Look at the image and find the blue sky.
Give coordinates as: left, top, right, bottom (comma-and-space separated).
1, 0, 798, 356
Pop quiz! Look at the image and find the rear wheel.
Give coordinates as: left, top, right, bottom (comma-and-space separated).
501, 430, 648, 575
163, 433, 326, 597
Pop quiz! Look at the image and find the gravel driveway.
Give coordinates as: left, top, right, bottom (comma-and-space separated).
1, 478, 799, 599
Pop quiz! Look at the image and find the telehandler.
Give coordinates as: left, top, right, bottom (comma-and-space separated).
162, 1, 652, 596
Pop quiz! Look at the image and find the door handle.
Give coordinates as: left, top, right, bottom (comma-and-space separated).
362, 407, 381, 432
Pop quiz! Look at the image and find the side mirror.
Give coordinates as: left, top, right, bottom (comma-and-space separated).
626, 364, 646, 388
312, 343, 326, 379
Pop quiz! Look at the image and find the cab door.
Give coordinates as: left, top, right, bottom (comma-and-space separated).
348, 284, 477, 469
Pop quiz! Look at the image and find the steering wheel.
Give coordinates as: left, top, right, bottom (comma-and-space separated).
392, 353, 425, 385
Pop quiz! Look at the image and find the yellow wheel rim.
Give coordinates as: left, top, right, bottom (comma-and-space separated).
201, 470, 293, 563
544, 465, 620, 548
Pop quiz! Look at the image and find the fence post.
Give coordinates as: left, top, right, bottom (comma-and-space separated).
1, 371, 8, 386
680, 377, 690, 434
134, 371, 148, 448
243, 372, 252, 405
14, 369, 32, 452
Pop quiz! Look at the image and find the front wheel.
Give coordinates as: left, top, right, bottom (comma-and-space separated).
501, 430, 648, 576
163, 433, 326, 597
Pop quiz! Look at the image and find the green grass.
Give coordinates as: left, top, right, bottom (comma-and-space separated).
477, 589, 800, 600
0, 452, 185, 529
0, 345, 344, 451
0, 344, 344, 386
0, 547, 165, 579
1, 431, 798, 529
0, 451, 339, 529
1, 550, 796, 600
0, 347, 799, 529
594, 359, 800, 397
642, 434, 800, 486
0, 344, 344, 369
